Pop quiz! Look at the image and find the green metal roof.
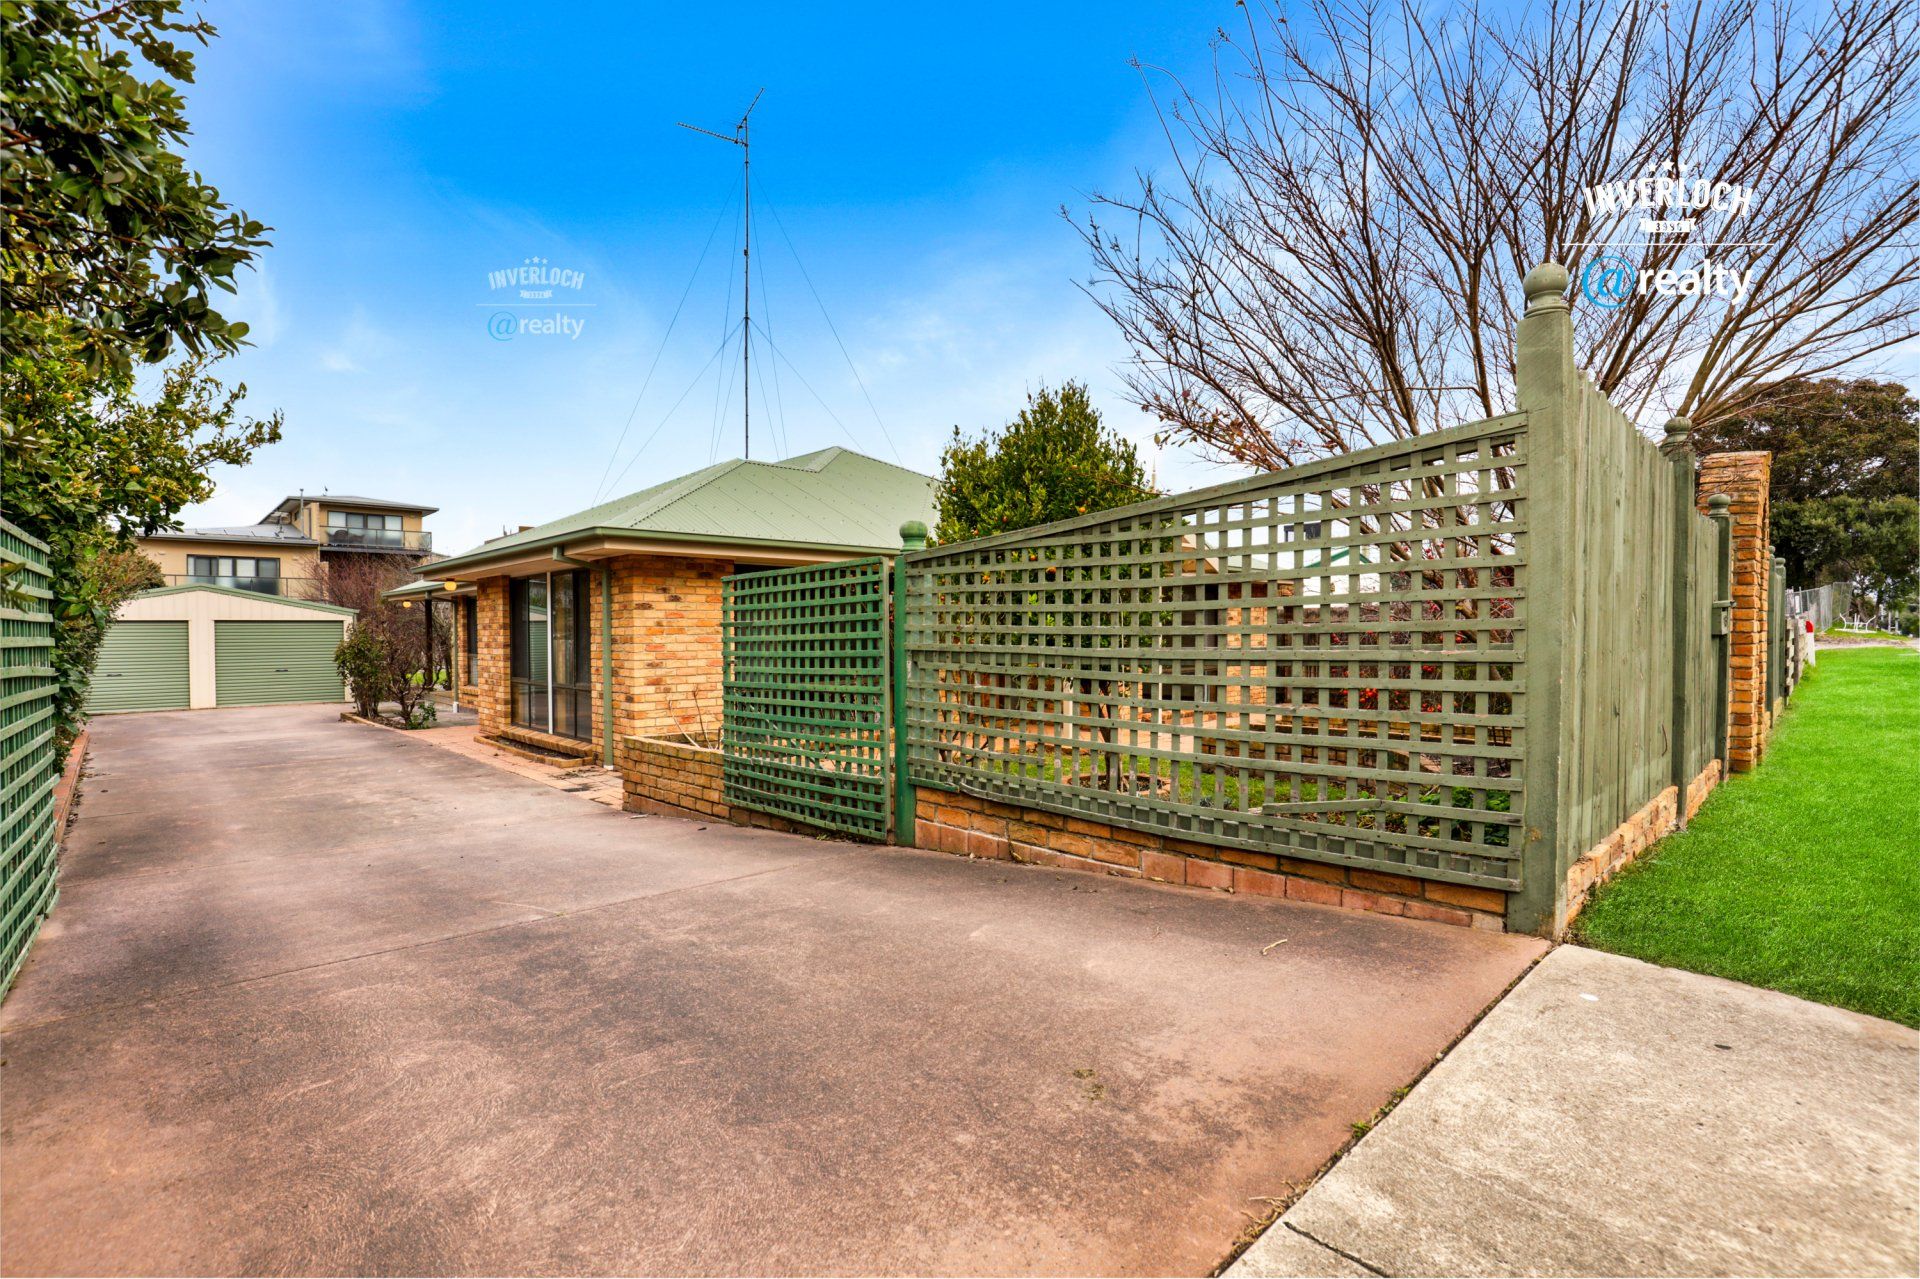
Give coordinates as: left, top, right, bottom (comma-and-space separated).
433, 447, 937, 576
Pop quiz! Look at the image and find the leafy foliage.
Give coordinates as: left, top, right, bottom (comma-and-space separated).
1771, 497, 1918, 626
334, 627, 388, 720
1691, 378, 1917, 503
1, 0, 270, 374
2, 324, 281, 746
332, 607, 437, 728
1693, 377, 1919, 623
934, 382, 1157, 544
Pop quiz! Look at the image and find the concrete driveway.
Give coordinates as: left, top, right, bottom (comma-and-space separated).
2, 707, 1544, 1276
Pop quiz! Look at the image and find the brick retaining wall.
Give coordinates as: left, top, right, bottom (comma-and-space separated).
618, 734, 820, 837
619, 734, 727, 819
1562, 759, 1722, 930
913, 787, 1509, 930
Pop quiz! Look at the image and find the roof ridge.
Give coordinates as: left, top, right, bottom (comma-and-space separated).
625, 457, 746, 523
770, 446, 932, 481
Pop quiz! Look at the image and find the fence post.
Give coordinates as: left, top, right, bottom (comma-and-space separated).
1708, 495, 1733, 767
892, 520, 927, 845
1659, 417, 1697, 829
1508, 262, 1584, 936
1767, 554, 1785, 717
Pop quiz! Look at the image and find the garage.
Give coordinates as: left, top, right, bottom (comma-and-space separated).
86, 621, 190, 713
215, 621, 346, 706
91, 584, 355, 713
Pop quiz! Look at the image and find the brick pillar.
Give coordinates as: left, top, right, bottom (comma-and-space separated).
1696, 451, 1771, 772
474, 577, 511, 737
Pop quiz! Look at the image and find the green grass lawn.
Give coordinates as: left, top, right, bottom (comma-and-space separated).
1575, 646, 1920, 1026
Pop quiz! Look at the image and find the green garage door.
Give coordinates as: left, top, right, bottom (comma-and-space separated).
215, 620, 346, 706
88, 621, 190, 713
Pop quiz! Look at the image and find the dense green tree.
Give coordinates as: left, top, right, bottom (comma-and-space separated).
934, 382, 1158, 544
1771, 497, 1917, 623
1693, 377, 1919, 623
1, 0, 269, 375
1691, 378, 1917, 504
3, 325, 281, 747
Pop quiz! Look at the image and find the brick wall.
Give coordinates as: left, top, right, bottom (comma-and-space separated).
914, 787, 1508, 930
606, 555, 729, 741
619, 734, 726, 818
619, 732, 819, 837
1697, 451, 1771, 771
473, 577, 510, 736
1562, 759, 1721, 929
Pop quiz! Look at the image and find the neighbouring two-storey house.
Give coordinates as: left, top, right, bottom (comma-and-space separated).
89, 494, 440, 716
136, 492, 439, 596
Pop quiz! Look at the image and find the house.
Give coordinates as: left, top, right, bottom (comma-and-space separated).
413, 447, 936, 765
137, 492, 438, 597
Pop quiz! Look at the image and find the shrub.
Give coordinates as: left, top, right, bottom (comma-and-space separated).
334, 627, 390, 719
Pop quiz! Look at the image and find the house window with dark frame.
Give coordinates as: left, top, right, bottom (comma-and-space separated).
460, 596, 478, 686
509, 571, 592, 741
326, 510, 404, 548
186, 555, 281, 594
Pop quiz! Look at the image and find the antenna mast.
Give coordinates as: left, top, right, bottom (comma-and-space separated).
678, 88, 764, 460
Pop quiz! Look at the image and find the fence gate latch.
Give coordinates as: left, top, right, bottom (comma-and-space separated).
1711, 599, 1733, 637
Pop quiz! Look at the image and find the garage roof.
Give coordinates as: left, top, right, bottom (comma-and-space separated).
132, 583, 358, 614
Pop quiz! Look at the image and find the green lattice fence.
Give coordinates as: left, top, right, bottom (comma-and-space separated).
722, 558, 892, 839
900, 415, 1528, 890
1, 517, 60, 990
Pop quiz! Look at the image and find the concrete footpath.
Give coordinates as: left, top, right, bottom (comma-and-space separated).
1231, 945, 1919, 1278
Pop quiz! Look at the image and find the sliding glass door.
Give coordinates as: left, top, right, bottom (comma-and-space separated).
509, 570, 592, 741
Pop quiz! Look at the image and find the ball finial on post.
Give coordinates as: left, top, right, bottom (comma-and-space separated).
1523, 262, 1570, 313
1660, 415, 1694, 458
899, 519, 928, 551
1707, 493, 1731, 518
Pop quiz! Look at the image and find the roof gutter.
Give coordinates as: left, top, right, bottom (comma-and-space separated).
553, 546, 616, 771
428, 524, 901, 579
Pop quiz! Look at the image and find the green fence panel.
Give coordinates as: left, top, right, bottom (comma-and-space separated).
722, 558, 892, 840
901, 415, 1529, 891
0, 517, 59, 992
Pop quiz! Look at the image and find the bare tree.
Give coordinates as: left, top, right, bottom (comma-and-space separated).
1079, 0, 1920, 469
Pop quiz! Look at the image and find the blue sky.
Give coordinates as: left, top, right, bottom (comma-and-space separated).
173, 0, 1237, 554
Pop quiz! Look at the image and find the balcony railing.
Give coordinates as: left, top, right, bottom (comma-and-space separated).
164, 574, 321, 597
323, 526, 433, 553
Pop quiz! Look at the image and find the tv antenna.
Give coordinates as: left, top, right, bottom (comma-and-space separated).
678, 88, 764, 460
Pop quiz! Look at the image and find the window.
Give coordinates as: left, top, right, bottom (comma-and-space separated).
460, 597, 478, 685
509, 570, 593, 741
327, 511, 401, 531
186, 555, 280, 594
326, 511, 404, 547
